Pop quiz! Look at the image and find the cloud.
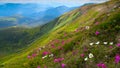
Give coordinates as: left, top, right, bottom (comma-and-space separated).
0, 0, 108, 6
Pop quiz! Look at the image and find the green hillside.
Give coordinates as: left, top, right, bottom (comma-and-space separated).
0, 0, 120, 68
0, 18, 59, 58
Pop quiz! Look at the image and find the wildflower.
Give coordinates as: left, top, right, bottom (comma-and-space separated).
97, 63, 107, 68
109, 46, 113, 49
54, 58, 64, 63
62, 40, 65, 45
61, 63, 66, 68
42, 55, 48, 59
96, 41, 100, 45
109, 42, 113, 45
32, 53, 37, 57
38, 48, 42, 51
95, 31, 100, 35
27, 55, 31, 59
90, 43, 94, 46
43, 51, 49, 56
51, 44, 55, 48
89, 53, 94, 58
49, 54, 54, 57
103, 42, 108, 45
95, 22, 99, 25
54, 59, 59, 62
85, 26, 90, 30
84, 57, 88, 61
80, 54, 85, 57
116, 43, 120, 47
37, 65, 40, 68
115, 54, 120, 64
75, 29, 79, 32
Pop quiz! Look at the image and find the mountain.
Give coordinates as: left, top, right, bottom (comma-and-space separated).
0, 4, 77, 28
0, 0, 120, 68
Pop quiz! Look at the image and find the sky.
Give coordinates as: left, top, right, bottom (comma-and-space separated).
0, 0, 108, 7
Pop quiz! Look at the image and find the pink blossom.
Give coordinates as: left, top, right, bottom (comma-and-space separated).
54, 58, 64, 63
51, 44, 55, 48
116, 43, 120, 47
115, 54, 120, 64
109, 46, 113, 49
62, 40, 65, 45
75, 29, 79, 32
37, 65, 40, 68
54, 59, 59, 62
95, 31, 100, 35
61, 63, 66, 68
80, 54, 85, 57
97, 63, 107, 68
32, 53, 37, 57
95, 22, 99, 25
27, 55, 31, 59
42, 51, 49, 56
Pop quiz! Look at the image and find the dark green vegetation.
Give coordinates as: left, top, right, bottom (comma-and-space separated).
0, 19, 59, 57
0, 0, 120, 68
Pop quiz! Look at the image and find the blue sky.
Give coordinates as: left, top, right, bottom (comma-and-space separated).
0, 0, 108, 7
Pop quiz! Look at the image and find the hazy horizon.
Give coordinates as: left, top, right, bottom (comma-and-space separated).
0, 0, 108, 7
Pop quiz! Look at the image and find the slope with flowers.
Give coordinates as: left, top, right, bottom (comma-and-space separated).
0, 0, 120, 68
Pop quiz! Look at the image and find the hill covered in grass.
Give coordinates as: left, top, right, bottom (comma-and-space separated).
0, 0, 120, 68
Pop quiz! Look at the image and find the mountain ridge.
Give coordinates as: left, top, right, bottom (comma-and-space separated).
0, 0, 120, 68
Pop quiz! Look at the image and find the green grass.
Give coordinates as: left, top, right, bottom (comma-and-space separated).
0, 0, 120, 68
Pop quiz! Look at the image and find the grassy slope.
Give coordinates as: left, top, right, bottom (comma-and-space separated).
0, 18, 59, 58
1, 0, 120, 68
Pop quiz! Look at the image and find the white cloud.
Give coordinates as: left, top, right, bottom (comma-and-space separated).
0, 0, 108, 7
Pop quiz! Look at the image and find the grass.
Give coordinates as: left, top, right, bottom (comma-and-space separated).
0, 0, 120, 68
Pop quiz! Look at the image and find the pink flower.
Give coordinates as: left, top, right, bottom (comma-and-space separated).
32, 53, 37, 57
95, 22, 99, 25
97, 63, 107, 68
80, 54, 85, 57
42, 51, 49, 56
37, 65, 40, 68
61, 63, 66, 68
75, 29, 79, 32
54, 58, 64, 63
116, 43, 120, 47
54, 59, 59, 62
62, 40, 65, 45
51, 44, 55, 48
115, 54, 120, 64
27, 55, 31, 59
109, 46, 113, 49
95, 31, 100, 35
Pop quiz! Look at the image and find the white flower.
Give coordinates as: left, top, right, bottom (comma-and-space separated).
90, 43, 94, 46
49, 54, 54, 57
84, 57, 88, 61
109, 42, 113, 45
42, 55, 48, 59
89, 53, 94, 58
103, 42, 108, 45
85, 26, 90, 30
38, 48, 41, 51
96, 41, 100, 45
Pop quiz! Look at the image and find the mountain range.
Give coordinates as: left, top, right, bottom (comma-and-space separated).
0, 0, 120, 68
0, 4, 77, 28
